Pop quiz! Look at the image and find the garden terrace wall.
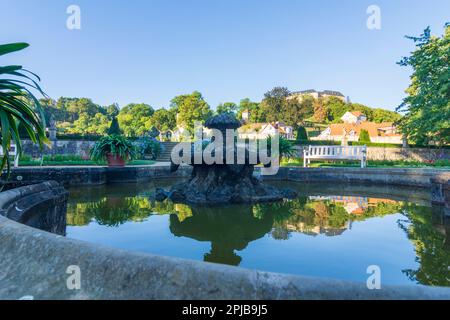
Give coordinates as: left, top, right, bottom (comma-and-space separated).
22, 139, 96, 158
21, 139, 450, 162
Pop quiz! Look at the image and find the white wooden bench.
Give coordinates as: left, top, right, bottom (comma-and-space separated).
303, 145, 367, 168
0, 144, 19, 167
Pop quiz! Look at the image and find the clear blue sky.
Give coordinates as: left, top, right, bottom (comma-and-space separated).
1, 0, 449, 111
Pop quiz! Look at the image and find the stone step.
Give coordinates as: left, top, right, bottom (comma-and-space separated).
157, 142, 179, 161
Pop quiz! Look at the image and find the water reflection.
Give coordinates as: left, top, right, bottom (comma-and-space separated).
170, 206, 273, 265
65, 182, 450, 286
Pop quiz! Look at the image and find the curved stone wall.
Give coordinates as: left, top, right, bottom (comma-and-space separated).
0, 181, 68, 235
1, 214, 450, 300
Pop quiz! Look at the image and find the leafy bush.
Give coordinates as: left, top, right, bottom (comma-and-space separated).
136, 137, 163, 160
261, 136, 296, 160
296, 126, 308, 141
107, 116, 122, 135
90, 135, 136, 162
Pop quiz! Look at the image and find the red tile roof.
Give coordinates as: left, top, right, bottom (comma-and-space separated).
328, 122, 398, 137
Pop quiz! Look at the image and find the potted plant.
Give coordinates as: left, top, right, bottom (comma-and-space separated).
90, 135, 135, 167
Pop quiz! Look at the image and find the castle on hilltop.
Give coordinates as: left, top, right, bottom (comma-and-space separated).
288, 89, 349, 103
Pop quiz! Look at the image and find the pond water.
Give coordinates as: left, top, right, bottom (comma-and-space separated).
65, 180, 450, 287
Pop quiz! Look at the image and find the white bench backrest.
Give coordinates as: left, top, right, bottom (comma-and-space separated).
303, 145, 366, 168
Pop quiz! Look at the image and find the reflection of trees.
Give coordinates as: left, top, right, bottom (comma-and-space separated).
254, 197, 382, 238
66, 197, 190, 227
168, 198, 409, 265
67, 197, 153, 227
398, 204, 450, 286
353, 202, 403, 221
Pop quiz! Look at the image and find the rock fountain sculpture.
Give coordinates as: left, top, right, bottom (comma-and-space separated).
155, 113, 297, 205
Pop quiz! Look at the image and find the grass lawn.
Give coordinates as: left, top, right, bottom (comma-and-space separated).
281, 158, 450, 169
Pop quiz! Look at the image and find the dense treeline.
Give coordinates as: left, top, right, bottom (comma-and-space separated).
38, 88, 401, 138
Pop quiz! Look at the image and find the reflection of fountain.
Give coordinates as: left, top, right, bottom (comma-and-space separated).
169, 205, 273, 266
156, 113, 297, 205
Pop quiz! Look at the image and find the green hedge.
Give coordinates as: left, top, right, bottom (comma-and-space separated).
55, 134, 142, 142
56, 134, 103, 141
295, 140, 341, 146
349, 141, 402, 148
295, 140, 450, 149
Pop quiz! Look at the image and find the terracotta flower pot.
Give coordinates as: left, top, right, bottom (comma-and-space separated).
106, 153, 126, 167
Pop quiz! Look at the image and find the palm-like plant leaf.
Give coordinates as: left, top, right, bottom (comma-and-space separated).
0, 43, 47, 183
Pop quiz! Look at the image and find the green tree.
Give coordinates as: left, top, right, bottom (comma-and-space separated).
149, 108, 176, 132
105, 103, 120, 118
371, 108, 401, 123
117, 103, 154, 136
172, 91, 212, 132
68, 113, 110, 135
260, 87, 290, 123
397, 25, 450, 146
312, 98, 327, 123
323, 97, 350, 123
261, 87, 315, 127
358, 129, 371, 143
237, 98, 264, 123
63, 98, 102, 121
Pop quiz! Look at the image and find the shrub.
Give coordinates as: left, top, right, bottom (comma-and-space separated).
261, 136, 296, 160
434, 159, 450, 167
295, 140, 341, 146
137, 137, 163, 160
108, 116, 122, 135
56, 134, 102, 141
296, 126, 308, 141
358, 129, 371, 143
349, 141, 402, 148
